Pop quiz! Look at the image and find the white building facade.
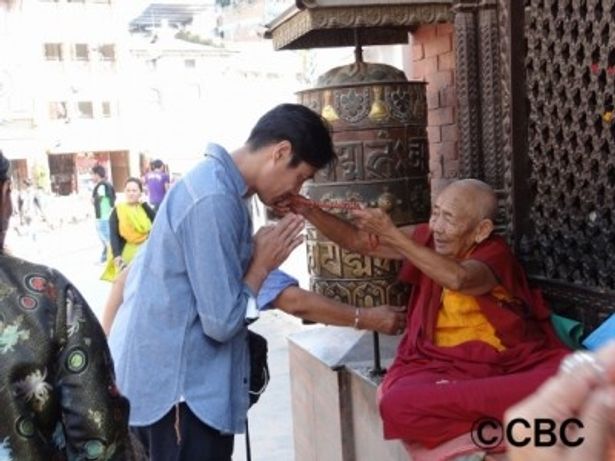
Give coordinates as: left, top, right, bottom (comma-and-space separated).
0, 0, 134, 194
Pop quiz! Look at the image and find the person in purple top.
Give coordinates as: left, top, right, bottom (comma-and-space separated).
143, 159, 169, 212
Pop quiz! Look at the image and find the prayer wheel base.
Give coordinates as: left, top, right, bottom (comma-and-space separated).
288, 327, 406, 461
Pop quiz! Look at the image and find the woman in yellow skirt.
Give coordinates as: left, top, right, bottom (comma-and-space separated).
101, 177, 155, 282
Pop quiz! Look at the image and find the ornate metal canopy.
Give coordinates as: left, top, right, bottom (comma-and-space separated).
264, 0, 452, 50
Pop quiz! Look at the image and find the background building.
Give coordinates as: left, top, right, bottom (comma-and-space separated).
126, 0, 304, 176
0, 0, 44, 190
0, 0, 135, 194
1, 0, 413, 191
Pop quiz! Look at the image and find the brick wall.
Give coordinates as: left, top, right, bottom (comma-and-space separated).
410, 23, 458, 198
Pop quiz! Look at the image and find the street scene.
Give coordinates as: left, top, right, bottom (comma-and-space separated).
2, 1, 615, 461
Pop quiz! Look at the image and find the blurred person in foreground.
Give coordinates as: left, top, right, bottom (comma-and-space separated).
506, 342, 615, 461
0, 151, 140, 460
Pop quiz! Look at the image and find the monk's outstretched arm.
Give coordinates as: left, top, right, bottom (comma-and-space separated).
299, 206, 412, 260
350, 208, 498, 295
380, 224, 497, 296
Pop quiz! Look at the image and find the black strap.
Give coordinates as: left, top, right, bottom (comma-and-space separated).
245, 418, 251, 461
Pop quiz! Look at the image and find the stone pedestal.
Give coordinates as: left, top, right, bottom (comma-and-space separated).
345, 364, 409, 461
288, 327, 408, 461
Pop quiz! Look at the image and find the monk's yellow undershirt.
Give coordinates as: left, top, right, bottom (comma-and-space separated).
434, 287, 510, 351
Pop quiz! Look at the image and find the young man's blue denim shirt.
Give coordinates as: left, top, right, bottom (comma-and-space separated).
108, 143, 297, 433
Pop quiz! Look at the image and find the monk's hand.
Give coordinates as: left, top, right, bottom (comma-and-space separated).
271, 194, 312, 217
252, 213, 304, 273
361, 305, 406, 335
351, 208, 400, 245
505, 342, 615, 461
269, 197, 293, 218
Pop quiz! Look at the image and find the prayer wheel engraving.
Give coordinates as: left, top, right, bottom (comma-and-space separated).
298, 62, 431, 307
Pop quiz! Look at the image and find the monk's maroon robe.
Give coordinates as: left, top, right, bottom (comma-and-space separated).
379, 224, 570, 447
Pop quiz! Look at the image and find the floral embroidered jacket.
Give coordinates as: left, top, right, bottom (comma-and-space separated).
0, 254, 131, 460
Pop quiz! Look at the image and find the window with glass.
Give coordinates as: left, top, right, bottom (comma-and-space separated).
99, 44, 115, 61
101, 101, 112, 117
77, 101, 94, 118
44, 43, 63, 61
48, 101, 68, 120
74, 44, 89, 61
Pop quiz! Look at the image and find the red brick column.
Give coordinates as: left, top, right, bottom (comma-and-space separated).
411, 23, 458, 198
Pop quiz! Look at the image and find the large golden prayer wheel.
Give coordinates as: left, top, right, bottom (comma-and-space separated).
298, 60, 431, 308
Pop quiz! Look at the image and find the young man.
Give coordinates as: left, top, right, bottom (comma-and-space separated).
91, 165, 116, 263
108, 104, 338, 460
143, 159, 169, 212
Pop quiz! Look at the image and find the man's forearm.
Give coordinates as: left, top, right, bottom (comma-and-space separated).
271, 286, 403, 333
273, 286, 356, 325
244, 263, 269, 296
101, 267, 129, 335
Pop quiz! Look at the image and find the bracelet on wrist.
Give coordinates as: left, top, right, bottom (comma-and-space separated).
353, 307, 361, 330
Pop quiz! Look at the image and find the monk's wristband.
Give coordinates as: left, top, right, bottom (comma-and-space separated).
353, 308, 361, 329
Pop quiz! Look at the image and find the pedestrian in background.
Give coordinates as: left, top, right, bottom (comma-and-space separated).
91, 165, 116, 263
14, 179, 48, 240
101, 177, 154, 282
143, 159, 169, 212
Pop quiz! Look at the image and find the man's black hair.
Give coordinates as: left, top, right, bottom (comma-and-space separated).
0, 151, 9, 182
92, 164, 106, 178
246, 103, 336, 169
151, 159, 163, 170
125, 177, 143, 192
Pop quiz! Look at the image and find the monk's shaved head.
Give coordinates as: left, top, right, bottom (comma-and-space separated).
439, 179, 498, 223
430, 179, 497, 256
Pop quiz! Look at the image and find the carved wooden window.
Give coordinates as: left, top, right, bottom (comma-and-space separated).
522, 0, 615, 325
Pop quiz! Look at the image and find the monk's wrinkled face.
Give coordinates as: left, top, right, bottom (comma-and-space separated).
429, 186, 481, 258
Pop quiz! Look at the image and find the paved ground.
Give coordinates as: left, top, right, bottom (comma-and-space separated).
6, 214, 314, 461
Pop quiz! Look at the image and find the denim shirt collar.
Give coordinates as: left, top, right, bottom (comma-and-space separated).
205, 142, 249, 197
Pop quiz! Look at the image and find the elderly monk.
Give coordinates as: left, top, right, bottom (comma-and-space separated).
283, 179, 570, 453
